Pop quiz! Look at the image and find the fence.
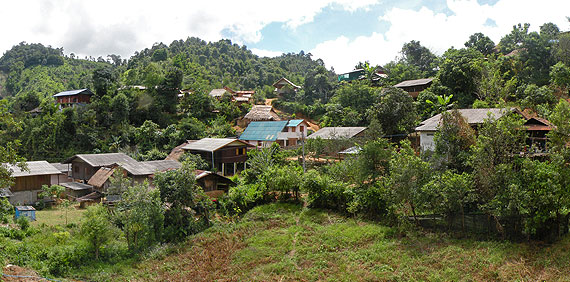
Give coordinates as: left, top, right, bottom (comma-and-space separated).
414, 213, 570, 242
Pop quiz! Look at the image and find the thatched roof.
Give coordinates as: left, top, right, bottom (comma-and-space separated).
244, 105, 280, 121
415, 108, 515, 132
88, 167, 115, 188
166, 141, 197, 161
3, 161, 61, 177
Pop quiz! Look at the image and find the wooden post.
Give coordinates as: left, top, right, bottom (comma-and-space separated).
233, 163, 237, 175
222, 163, 225, 176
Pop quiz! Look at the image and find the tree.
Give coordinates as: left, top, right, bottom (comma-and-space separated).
433, 110, 476, 172
425, 94, 454, 115
465, 32, 495, 56
401, 40, 438, 76
92, 66, 116, 97
435, 48, 484, 107
0, 198, 13, 224
81, 204, 114, 259
550, 62, 570, 94
367, 87, 416, 136
154, 160, 213, 241
547, 99, 570, 155
387, 141, 431, 222
115, 181, 164, 252
110, 93, 129, 125
554, 33, 570, 65
39, 184, 65, 201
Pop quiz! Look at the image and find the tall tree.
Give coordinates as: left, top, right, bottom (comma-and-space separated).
401, 40, 438, 77
465, 32, 495, 56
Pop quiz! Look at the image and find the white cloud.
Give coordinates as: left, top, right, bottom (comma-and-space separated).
311, 0, 570, 73
250, 48, 284, 58
0, 0, 380, 59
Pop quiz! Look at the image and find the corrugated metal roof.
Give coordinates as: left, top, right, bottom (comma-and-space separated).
209, 89, 228, 97
239, 121, 288, 141
139, 160, 181, 174
307, 127, 367, 139
181, 138, 251, 152
50, 163, 70, 173
393, 78, 433, 88
415, 108, 514, 132
3, 161, 61, 177
287, 119, 305, 127
63, 153, 138, 167
53, 88, 94, 97
61, 182, 93, 191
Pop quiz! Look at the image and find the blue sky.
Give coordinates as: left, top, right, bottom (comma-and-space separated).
1, 0, 569, 73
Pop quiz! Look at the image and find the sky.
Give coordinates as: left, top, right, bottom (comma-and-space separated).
1, 0, 569, 73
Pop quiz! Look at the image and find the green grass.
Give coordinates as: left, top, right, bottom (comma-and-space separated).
105, 203, 570, 282
31, 204, 87, 227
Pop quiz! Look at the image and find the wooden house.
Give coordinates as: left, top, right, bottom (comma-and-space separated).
195, 170, 236, 197
182, 138, 253, 176
63, 153, 139, 182
53, 88, 94, 109
415, 108, 512, 152
61, 182, 94, 199
87, 160, 182, 190
50, 163, 73, 183
394, 78, 433, 99
415, 108, 553, 152
239, 119, 309, 148
272, 78, 301, 96
3, 161, 61, 205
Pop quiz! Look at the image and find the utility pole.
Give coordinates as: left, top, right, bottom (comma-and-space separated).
302, 128, 306, 173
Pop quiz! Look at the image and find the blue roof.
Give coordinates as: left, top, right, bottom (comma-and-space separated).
239, 121, 288, 141
287, 119, 304, 127
53, 88, 94, 97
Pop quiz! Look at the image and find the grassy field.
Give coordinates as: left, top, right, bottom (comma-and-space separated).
98, 203, 570, 282
31, 204, 87, 227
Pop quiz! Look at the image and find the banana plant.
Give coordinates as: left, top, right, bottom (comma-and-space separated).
426, 94, 454, 115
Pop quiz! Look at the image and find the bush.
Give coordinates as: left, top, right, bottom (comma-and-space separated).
303, 170, 354, 213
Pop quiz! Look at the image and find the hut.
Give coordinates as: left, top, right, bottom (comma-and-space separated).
240, 105, 281, 127
182, 138, 253, 176
394, 78, 433, 99
195, 170, 236, 197
272, 77, 301, 96
3, 161, 61, 205
61, 182, 93, 199
53, 88, 94, 109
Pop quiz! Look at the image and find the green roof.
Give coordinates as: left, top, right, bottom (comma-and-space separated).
287, 119, 304, 127
239, 121, 288, 141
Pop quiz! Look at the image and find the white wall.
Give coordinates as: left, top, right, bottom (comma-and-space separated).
420, 131, 436, 152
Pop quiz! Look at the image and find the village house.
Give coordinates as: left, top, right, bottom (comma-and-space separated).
239, 119, 309, 148
415, 108, 553, 152
239, 105, 281, 127
272, 77, 301, 96
195, 170, 236, 197
3, 161, 62, 205
209, 88, 231, 99
394, 78, 433, 99
53, 88, 94, 109
208, 87, 254, 104
307, 127, 367, 140
88, 159, 182, 190
337, 68, 387, 83
63, 153, 139, 182
182, 138, 253, 176
50, 163, 73, 183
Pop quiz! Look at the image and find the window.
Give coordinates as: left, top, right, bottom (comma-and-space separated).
300, 126, 304, 132
291, 127, 296, 132
242, 148, 247, 155
236, 148, 240, 155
